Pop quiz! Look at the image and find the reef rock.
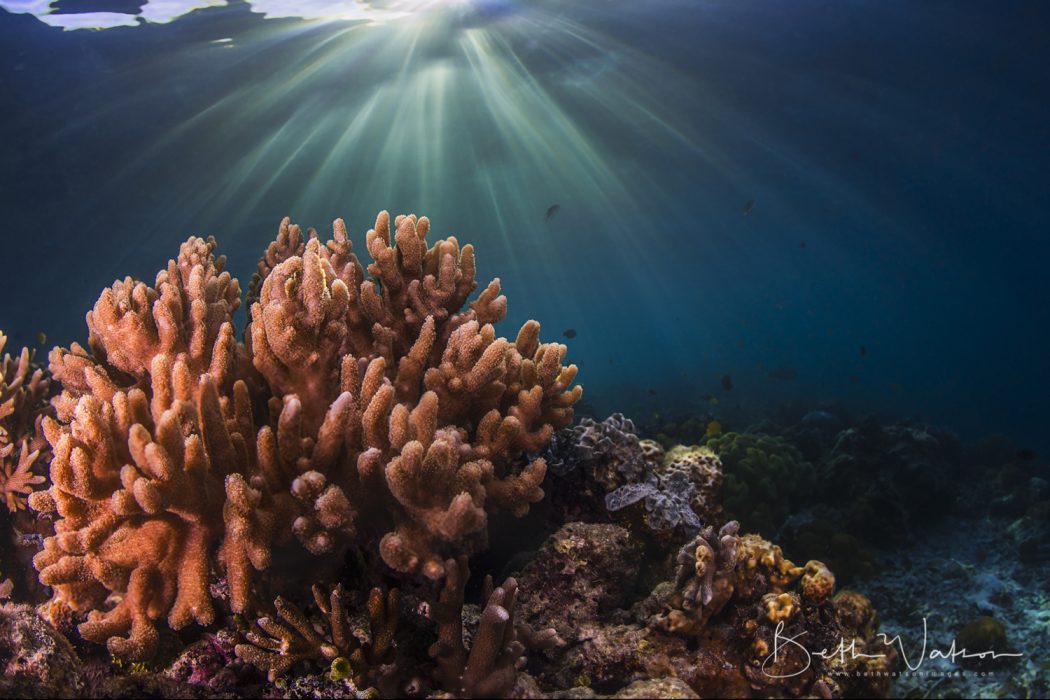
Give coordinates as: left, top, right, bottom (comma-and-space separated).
0, 603, 86, 698
515, 522, 644, 638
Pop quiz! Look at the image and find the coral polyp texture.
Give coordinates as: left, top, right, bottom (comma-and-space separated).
27, 211, 581, 660
0, 332, 51, 513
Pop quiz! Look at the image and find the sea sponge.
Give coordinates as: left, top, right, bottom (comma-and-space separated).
29, 211, 581, 659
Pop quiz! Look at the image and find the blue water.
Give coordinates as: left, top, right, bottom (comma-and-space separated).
1, 0, 1047, 451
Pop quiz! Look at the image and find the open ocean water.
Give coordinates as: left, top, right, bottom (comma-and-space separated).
1, 2, 1048, 699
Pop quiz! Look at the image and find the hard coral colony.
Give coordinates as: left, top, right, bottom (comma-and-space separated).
27, 211, 581, 661
0, 210, 902, 700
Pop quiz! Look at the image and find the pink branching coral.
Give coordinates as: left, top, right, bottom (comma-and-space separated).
0, 332, 50, 512
29, 211, 581, 660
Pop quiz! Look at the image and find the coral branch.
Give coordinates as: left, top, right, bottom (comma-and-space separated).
31, 210, 580, 657
429, 556, 556, 698
0, 332, 51, 512
236, 583, 400, 692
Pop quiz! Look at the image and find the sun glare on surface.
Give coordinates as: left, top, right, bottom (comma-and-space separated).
0, 0, 477, 29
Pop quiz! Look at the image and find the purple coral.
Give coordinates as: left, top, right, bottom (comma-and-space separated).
606, 460, 705, 533
676, 521, 740, 611
545, 414, 712, 534
543, 413, 646, 482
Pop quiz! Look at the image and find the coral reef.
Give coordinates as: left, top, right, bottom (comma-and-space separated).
781, 519, 876, 583
512, 522, 645, 641
27, 211, 581, 660
704, 431, 815, 537
651, 445, 724, 526
4, 192, 949, 699
2, 426, 906, 699
164, 629, 244, 694
641, 412, 713, 450
0, 331, 50, 513
507, 519, 895, 699
651, 521, 895, 697
544, 414, 647, 488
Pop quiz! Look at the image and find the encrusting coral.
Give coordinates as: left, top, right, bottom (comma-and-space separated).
27, 211, 581, 660
0, 331, 51, 513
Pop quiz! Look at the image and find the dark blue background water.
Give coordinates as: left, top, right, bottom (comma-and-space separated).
1, 0, 1047, 451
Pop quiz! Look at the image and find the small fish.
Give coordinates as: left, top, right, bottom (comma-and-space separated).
708, 396, 719, 405
768, 366, 798, 381
706, 420, 722, 438
648, 389, 657, 395
1016, 449, 1037, 462
607, 357, 614, 365
545, 204, 560, 221
799, 240, 807, 248
743, 199, 756, 216
563, 328, 577, 339
736, 339, 746, 350
36, 331, 47, 344
848, 374, 861, 384
720, 374, 733, 391
859, 345, 867, 357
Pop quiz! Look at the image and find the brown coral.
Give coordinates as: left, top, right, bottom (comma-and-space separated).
28, 237, 237, 659
429, 555, 559, 698
29, 212, 580, 659
235, 583, 400, 692
0, 332, 50, 512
